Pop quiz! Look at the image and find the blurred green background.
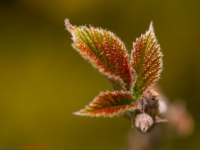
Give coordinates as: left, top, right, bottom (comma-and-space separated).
0, 0, 200, 149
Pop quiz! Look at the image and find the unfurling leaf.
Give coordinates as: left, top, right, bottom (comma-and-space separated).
74, 91, 139, 117
131, 22, 163, 100
66, 19, 166, 132
65, 19, 132, 91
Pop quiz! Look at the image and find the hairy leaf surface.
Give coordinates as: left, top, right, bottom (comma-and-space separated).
65, 19, 132, 90
131, 23, 163, 100
74, 91, 138, 117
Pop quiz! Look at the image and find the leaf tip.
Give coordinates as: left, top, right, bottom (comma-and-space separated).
73, 111, 82, 116
64, 18, 75, 32
149, 21, 154, 33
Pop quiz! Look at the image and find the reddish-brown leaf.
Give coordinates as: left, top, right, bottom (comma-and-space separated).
65, 19, 133, 91
131, 22, 163, 100
74, 91, 139, 117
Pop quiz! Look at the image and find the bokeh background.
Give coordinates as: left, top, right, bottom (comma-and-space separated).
0, 0, 200, 149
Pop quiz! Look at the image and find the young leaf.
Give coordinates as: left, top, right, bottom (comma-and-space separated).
65, 19, 132, 91
131, 22, 163, 100
74, 91, 139, 117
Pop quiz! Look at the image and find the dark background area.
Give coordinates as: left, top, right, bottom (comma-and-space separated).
0, 0, 200, 149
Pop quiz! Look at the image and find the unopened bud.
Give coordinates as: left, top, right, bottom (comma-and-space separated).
135, 113, 154, 133
148, 89, 159, 101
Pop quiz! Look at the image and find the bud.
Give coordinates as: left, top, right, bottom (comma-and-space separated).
135, 113, 154, 133
148, 89, 159, 101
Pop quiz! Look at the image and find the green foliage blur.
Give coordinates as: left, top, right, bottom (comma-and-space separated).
0, 0, 200, 149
